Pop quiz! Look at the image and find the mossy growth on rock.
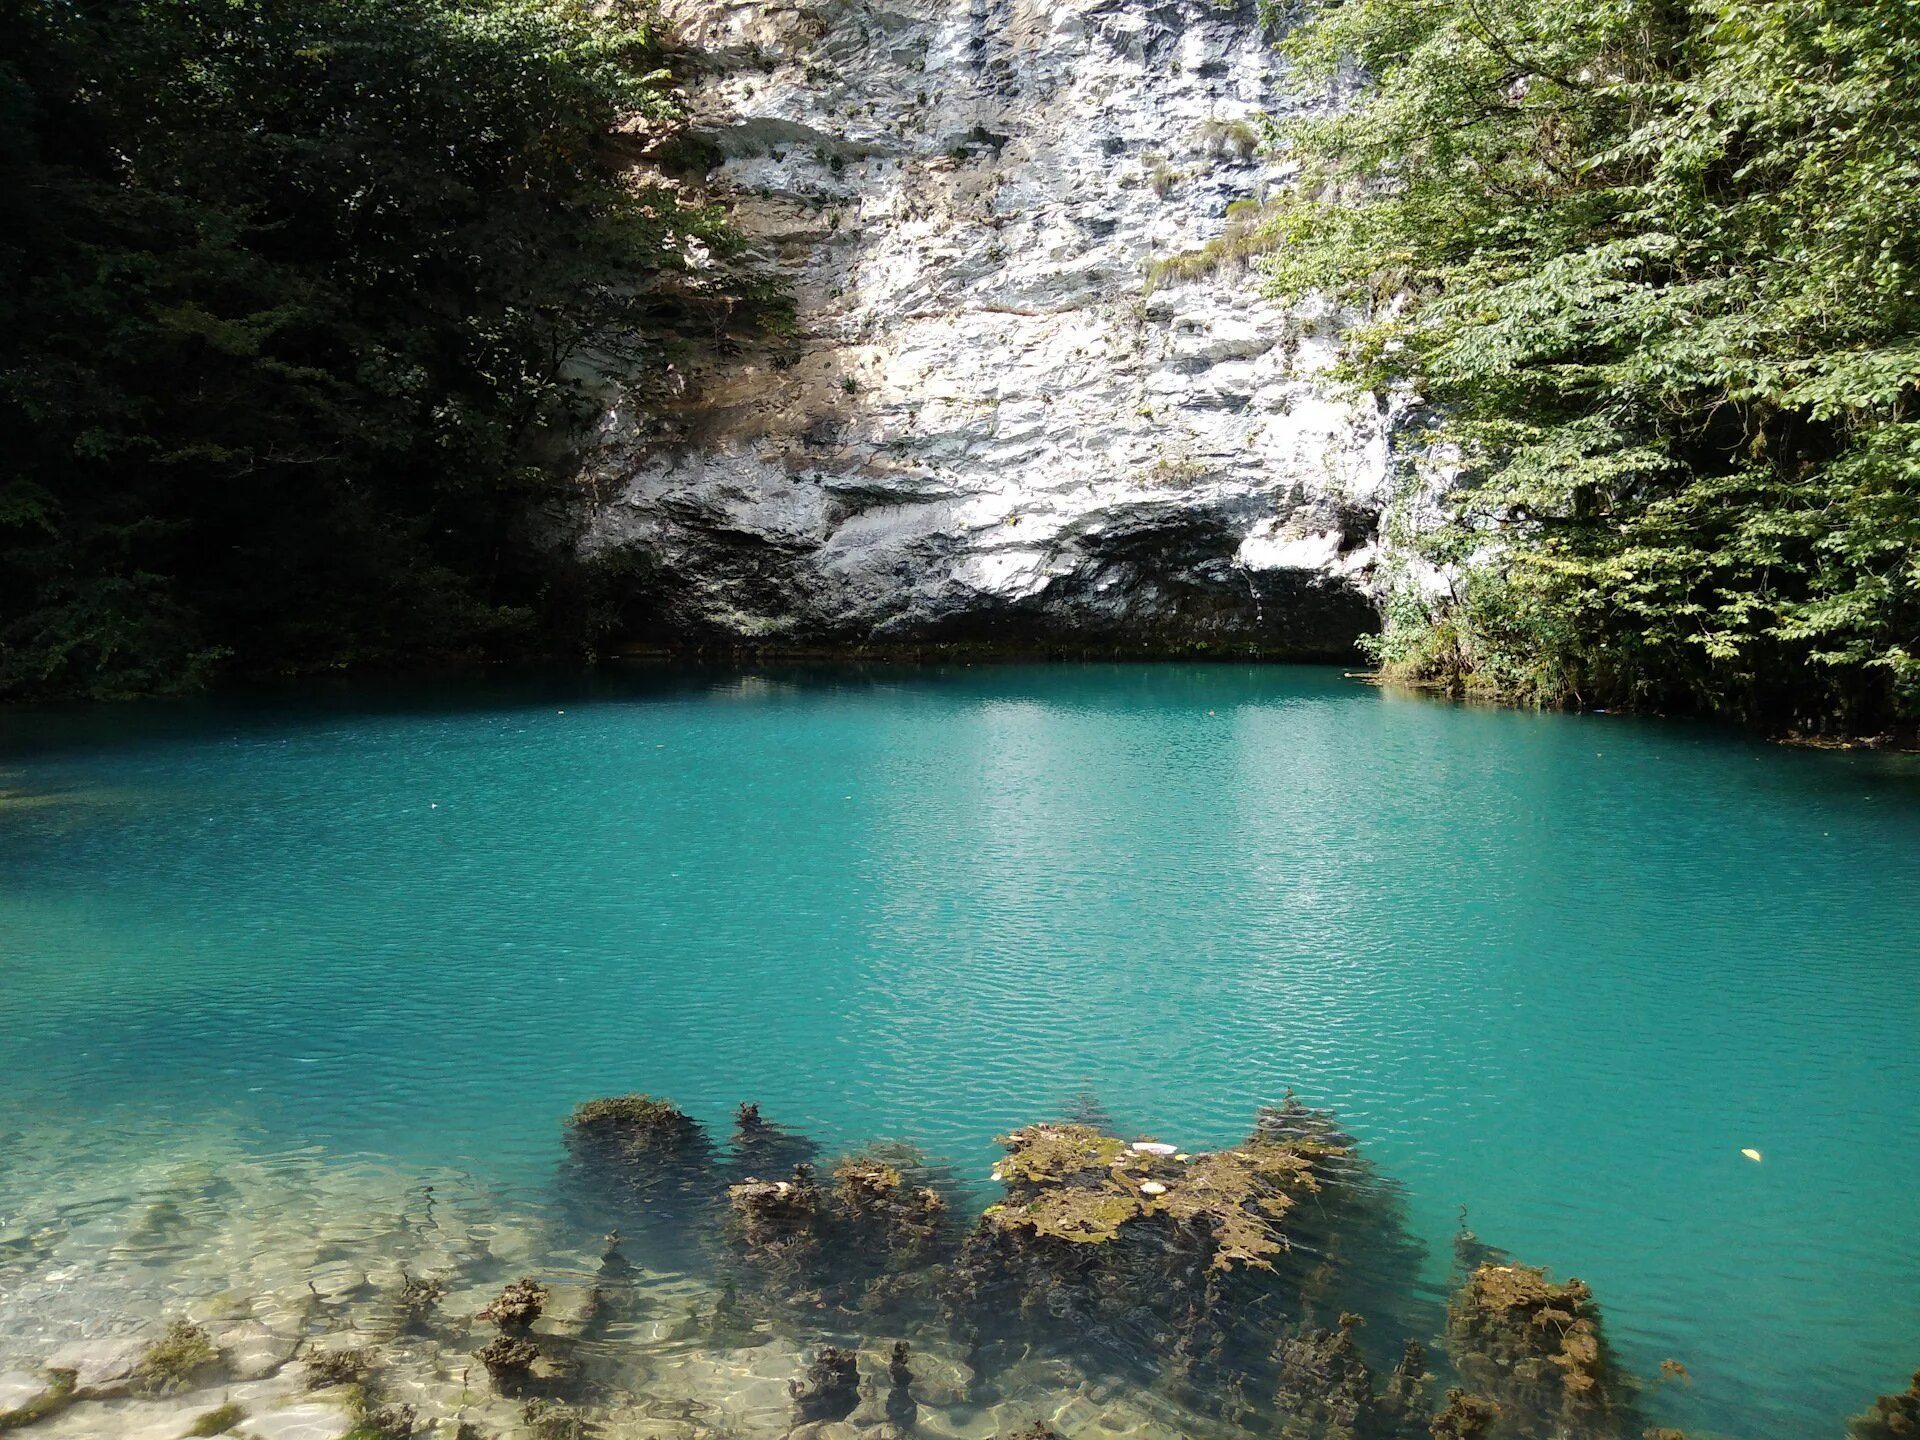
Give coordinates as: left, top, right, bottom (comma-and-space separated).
0, 1368, 74, 1433
724, 1147, 953, 1315
478, 1277, 548, 1333
948, 1101, 1436, 1418
1428, 1388, 1501, 1440
386, 1269, 446, 1335
185, 1401, 245, 1436
136, 1319, 219, 1395
1445, 1259, 1624, 1436
1270, 1314, 1379, 1440
561, 1093, 720, 1250
1263, 1318, 1434, 1440
790, 1345, 860, 1424
1849, 1368, 1920, 1440
570, 1094, 704, 1147
522, 1397, 588, 1440
974, 1118, 1333, 1269
304, 1345, 373, 1390
476, 1333, 540, 1394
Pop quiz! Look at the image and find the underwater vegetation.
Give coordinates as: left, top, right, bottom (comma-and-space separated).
1849, 1369, 1920, 1440
539, 1087, 1691, 1440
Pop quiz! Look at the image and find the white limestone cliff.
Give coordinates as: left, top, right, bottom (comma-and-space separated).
583, 0, 1402, 655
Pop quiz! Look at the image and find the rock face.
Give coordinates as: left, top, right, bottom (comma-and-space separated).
583, 0, 1396, 656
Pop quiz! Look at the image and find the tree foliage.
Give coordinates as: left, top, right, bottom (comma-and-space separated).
0, 0, 763, 699
1265, 0, 1920, 735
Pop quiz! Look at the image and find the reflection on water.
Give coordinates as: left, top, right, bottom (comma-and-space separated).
1, 665, 1917, 1440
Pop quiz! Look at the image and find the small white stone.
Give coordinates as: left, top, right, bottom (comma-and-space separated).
1139, 1181, 1168, 1196
1129, 1142, 1177, 1157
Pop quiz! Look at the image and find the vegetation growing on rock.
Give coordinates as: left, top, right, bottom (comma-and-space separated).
135, 1320, 217, 1395
1266, 0, 1920, 737
1849, 1369, 1920, 1440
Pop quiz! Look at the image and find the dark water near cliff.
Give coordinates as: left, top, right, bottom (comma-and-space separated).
2, 664, 1916, 1436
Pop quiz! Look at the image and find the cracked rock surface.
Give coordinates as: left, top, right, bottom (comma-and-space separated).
583, 0, 1397, 656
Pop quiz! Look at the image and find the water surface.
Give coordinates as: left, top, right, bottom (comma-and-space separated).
3, 664, 1917, 1436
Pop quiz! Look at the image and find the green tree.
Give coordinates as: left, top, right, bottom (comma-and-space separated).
0, 0, 765, 699
1263, 0, 1920, 735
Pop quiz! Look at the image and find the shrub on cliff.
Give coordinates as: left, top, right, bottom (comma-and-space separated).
1264, 0, 1920, 736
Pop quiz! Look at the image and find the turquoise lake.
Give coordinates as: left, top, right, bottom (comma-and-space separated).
2, 663, 1917, 1437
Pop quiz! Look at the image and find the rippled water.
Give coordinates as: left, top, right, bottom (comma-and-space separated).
2, 664, 1917, 1437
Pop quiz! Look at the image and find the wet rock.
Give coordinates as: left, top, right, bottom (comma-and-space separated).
477, 1277, 547, 1334
1444, 1256, 1624, 1437
1428, 1388, 1500, 1440
476, 1334, 540, 1395
0, 1367, 74, 1428
561, 1095, 719, 1254
523, 1396, 589, 1440
1270, 1315, 1378, 1439
240, 1398, 359, 1440
296, 1345, 371, 1391
136, 1319, 220, 1396
383, 1271, 447, 1337
210, 1321, 296, 1382
0, 1373, 42, 1414
883, 1342, 918, 1430
43, 1336, 148, 1397
725, 1150, 952, 1316
791, 1347, 861, 1425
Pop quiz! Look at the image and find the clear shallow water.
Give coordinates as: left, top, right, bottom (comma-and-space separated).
2, 663, 1917, 1437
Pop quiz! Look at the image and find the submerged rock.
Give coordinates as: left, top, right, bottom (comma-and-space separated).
724, 1150, 952, 1315
1849, 1368, 1920, 1440
1444, 1257, 1625, 1437
477, 1277, 548, 1334
790, 1346, 861, 1424
884, 1341, 918, 1430
560, 1094, 720, 1256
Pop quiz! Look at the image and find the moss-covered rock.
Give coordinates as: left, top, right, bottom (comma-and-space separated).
1444, 1260, 1624, 1436
0, 1369, 74, 1433
478, 1277, 548, 1334
571, 1095, 704, 1148
790, 1346, 860, 1424
1849, 1368, 1920, 1440
135, 1320, 218, 1396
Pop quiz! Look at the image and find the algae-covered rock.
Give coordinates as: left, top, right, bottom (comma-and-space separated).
884, 1341, 918, 1429
1444, 1260, 1624, 1436
137, 1318, 219, 1395
724, 1149, 952, 1316
561, 1094, 719, 1251
1270, 1315, 1379, 1440
1849, 1368, 1920, 1440
477, 1334, 540, 1394
1428, 1388, 1500, 1440
951, 1113, 1343, 1377
572, 1095, 706, 1150
790, 1346, 860, 1424
0, 1368, 74, 1432
478, 1277, 548, 1333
